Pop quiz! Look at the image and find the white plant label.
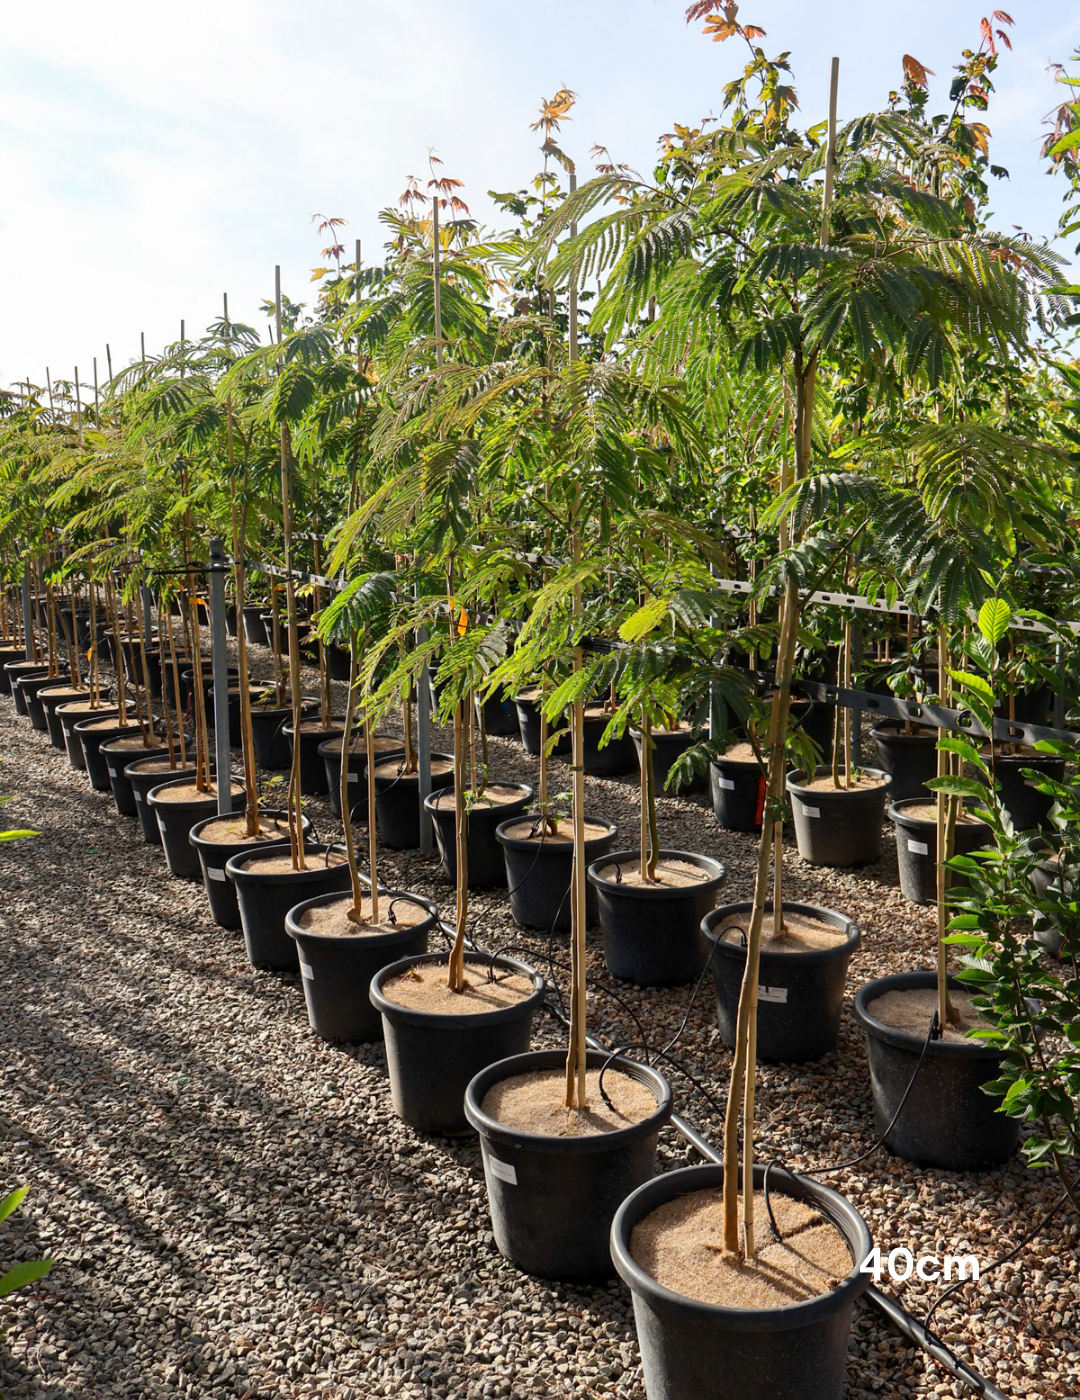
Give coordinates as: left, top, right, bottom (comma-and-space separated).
860, 1246, 979, 1284
348, 773, 359, 783
907, 839, 929, 856
207, 868, 227, 882
758, 986, 788, 1004
801, 804, 820, 819
718, 777, 735, 791
299, 958, 315, 982
487, 1156, 517, 1186
108, 767, 118, 777
134, 792, 144, 803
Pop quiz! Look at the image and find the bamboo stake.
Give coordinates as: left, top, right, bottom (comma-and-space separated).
277, 265, 306, 871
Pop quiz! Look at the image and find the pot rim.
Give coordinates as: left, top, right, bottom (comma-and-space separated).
126, 758, 196, 779
189, 807, 308, 852
224, 841, 348, 885
587, 849, 725, 898
39, 685, 91, 703
282, 720, 346, 738
248, 697, 321, 719
373, 752, 454, 783
787, 765, 891, 798
888, 798, 990, 832
425, 782, 533, 815
3, 661, 49, 673
853, 970, 1001, 1059
317, 736, 405, 759
495, 811, 618, 852
146, 776, 244, 810
463, 1047, 672, 1155
370, 951, 545, 1029
609, 1162, 872, 1331
702, 900, 860, 965
285, 889, 438, 949
869, 722, 938, 742
56, 701, 123, 720
73, 715, 139, 738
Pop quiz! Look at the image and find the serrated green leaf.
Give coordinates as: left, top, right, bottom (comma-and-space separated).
978, 598, 1011, 646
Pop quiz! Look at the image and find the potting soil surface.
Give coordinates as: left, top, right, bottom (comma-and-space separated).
480, 1069, 657, 1137
2, 636, 1075, 1400
794, 773, 888, 793
597, 858, 710, 889
128, 757, 186, 774
717, 741, 761, 764
629, 1188, 852, 1309
867, 986, 991, 1043
718, 911, 847, 950
238, 850, 349, 875
57, 700, 118, 713
319, 733, 403, 756
501, 816, 610, 843
899, 803, 987, 824
380, 964, 534, 1015
196, 816, 292, 845
298, 893, 430, 936
104, 734, 165, 752
430, 784, 527, 809
152, 780, 245, 803
374, 756, 454, 779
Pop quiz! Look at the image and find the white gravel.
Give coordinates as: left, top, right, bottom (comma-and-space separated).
0, 638, 1077, 1400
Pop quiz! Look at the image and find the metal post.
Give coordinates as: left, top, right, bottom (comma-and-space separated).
20, 550, 33, 661
417, 612, 433, 854
849, 622, 863, 766
209, 538, 232, 815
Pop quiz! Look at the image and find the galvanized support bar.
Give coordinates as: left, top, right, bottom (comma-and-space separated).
20, 552, 33, 661
208, 538, 233, 816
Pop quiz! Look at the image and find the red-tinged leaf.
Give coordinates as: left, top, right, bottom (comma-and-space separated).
685, 0, 721, 20
997, 28, 1012, 49
902, 53, 934, 89
744, 24, 766, 39
992, 9, 1013, 23
704, 16, 737, 40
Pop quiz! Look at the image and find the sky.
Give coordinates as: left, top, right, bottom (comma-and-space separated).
3, 0, 1080, 394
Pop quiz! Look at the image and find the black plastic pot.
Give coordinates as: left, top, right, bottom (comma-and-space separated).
1028, 838, 1077, 957
631, 727, 706, 795
147, 778, 245, 879
57, 700, 121, 770
0, 645, 26, 691
102, 738, 168, 816
589, 850, 725, 986
282, 720, 346, 795
853, 971, 1020, 1170
994, 686, 1052, 726
513, 694, 571, 757
190, 808, 305, 929
787, 767, 892, 867
426, 784, 534, 887
226, 844, 353, 972
710, 752, 766, 833
464, 1049, 673, 1280
889, 800, 992, 905
21, 672, 70, 731
496, 813, 618, 931
225, 603, 238, 637
6, 662, 48, 716
182, 664, 238, 718
76, 716, 143, 792
581, 711, 638, 777
249, 697, 320, 770
224, 685, 277, 750
242, 605, 269, 647
285, 891, 437, 1042
127, 759, 195, 843
318, 735, 406, 820
870, 723, 939, 802
610, 1162, 873, 1400
476, 692, 519, 738
703, 901, 860, 1063
980, 750, 1066, 832
38, 685, 90, 748
789, 694, 833, 753
370, 952, 545, 1135
372, 753, 455, 849
325, 644, 352, 682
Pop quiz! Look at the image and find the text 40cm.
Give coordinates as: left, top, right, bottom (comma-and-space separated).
860, 1247, 980, 1284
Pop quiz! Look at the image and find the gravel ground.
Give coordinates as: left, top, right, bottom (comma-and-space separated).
1, 637, 1079, 1400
